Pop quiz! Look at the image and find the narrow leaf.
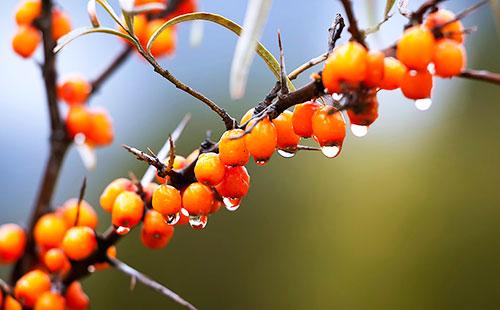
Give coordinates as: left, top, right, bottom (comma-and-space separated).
96, 0, 127, 31
87, 0, 100, 28
54, 27, 135, 54
384, 0, 396, 17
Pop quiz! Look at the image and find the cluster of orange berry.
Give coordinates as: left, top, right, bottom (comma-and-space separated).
12, 0, 71, 58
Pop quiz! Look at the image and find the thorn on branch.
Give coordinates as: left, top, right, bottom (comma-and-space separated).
74, 177, 87, 226
166, 136, 176, 172
328, 14, 345, 53
277, 31, 289, 95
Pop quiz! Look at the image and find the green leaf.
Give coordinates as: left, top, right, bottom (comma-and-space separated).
384, 0, 396, 18
54, 27, 135, 54
95, 0, 127, 31
146, 12, 295, 91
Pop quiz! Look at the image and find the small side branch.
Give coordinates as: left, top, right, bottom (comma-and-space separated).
339, 0, 367, 47
459, 69, 500, 85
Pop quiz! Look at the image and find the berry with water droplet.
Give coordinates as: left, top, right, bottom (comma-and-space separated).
312, 106, 346, 150
245, 116, 277, 165
100, 178, 134, 213
182, 182, 214, 216
215, 166, 250, 200
272, 110, 300, 152
401, 70, 433, 100
189, 215, 208, 230
347, 91, 379, 127
66, 106, 92, 138
112, 191, 144, 232
152, 184, 182, 217
292, 101, 322, 138
141, 210, 175, 249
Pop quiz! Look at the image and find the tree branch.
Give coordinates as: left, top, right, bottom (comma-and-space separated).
339, 0, 367, 47
459, 69, 500, 85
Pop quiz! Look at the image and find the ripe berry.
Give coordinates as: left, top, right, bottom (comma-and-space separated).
43, 248, 69, 273
292, 101, 322, 138
100, 178, 134, 212
12, 26, 40, 58
311, 106, 346, 148
219, 129, 250, 166
146, 19, 176, 57
65, 281, 89, 310
347, 91, 379, 126
425, 9, 464, 43
432, 39, 466, 78
5, 295, 22, 310
112, 191, 144, 232
34, 213, 67, 250
397, 25, 435, 70
245, 117, 277, 164
167, 0, 197, 19
400, 70, 433, 100
0, 224, 26, 264
15, 0, 41, 26
62, 226, 97, 261
272, 110, 300, 151
14, 270, 51, 307
52, 10, 71, 41
152, 184, 182, 216
85, 109, 114, 146
194, 152, 225, 185
182, 182, 214, 215
34, 292, 65, 310
58, 76, 91, 105
364, 50, 385, 87
59, 199, 98, 229
323, 41, 368, 91
66, 106, 91, 138
379, 57, 407, 90
141, 210, 175, 249
215, 166, 250, 199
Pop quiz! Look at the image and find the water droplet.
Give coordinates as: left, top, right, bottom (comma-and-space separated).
181, 208, 190, 217
321, 145, 340, 158
350, 124, 368, 137
332, 93, 343, 101
415, 98, 432, 111
255, 159, 268, 166
166, 212, 180, 225
223, 197, 241, 212
427, 63, 436, 75
277, 149, 296, 158
87, 265, 96, 273
189, 215, 208, 230
116, 226, 130, 235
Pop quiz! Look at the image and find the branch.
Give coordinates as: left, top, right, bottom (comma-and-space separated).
407, 0, 446, 27
90, 46, 133, 96
108, 257, 197, 310
339, 0, 367, 47
459, 69, 500, 85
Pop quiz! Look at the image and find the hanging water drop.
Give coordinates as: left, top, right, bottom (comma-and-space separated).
166, 212, 180, 225
255, 159, 268, 166
277, 149, 296, 158
223, 197, 241, 212
115, 226, 130, 235
350, 124, 368, 137
189, 215, 208, 230
320, 145, 340, 158
87, 265, 96, 273
415, 98, 432, 111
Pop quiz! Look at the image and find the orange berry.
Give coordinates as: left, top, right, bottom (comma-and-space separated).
292, 101, 322, 138
34, 291, 65, 310
152, 184, 182, 216
34, 213, 68, 250
379, 57, 407, 90
272, 110, 300, 150
176, 208, 190, 225
425, 9, 464, 43
347, 92, 379, 126
59, 199, 98, 229
100, 178, 134, 213
245, 117, 277, 164
85, 108, 114, 146
194, 152, 225, 185
12, 26, 40, 58
52, 10, 71, 41
432, 39, 466, 78
215, 166, 250, 199
58, 76, 91, 105
5, 295, 22, 310
111, 191, 144, 231
182, 182, 214, 216
210, 199, 223, 214
323, 41, 368, 91
311, 106, 346, 147
62, 226, 97, 261
14, 270, 51, 307
94, 246, 117, 270
400, 70, 433, 100
397, 25, 435, 70
15, 0, 41, 25
0, 224, 26, 264
0, 290, 3, 308
167, 0, 197, 19
219, 129, 250, 166
141, 210, 174, 249
65, 281, 89, 310
43, 248, 69, 273
364, 50, 385, 87
66, 106, 91, 138
146, 19, 176, 57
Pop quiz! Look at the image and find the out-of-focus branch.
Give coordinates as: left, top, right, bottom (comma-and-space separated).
339, 0, 367, 47
459, 69, 500, 85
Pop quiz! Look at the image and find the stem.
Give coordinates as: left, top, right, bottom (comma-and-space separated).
339, 0, 367, 47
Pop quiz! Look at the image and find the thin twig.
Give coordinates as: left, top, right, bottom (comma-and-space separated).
277, 31, 289, 95
459, 69, 500, 85
74, 177, 87, 226
339, 0, 367, 47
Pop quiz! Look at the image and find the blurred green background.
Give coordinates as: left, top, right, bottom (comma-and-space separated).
1, 0, 500, 309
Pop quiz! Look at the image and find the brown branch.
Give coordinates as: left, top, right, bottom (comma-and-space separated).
339, 0, 367, 47
90, 46, 133, 96
74, 177, 87, 226
459, 69, 500, 85
407, 0, 446, 27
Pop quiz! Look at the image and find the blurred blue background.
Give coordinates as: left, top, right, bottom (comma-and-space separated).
1, 0, 500, 309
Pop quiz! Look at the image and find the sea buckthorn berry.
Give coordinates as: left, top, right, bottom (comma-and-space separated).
66, 106, 91, 138
425, 9, 464, 43
62, 226, 97, 261
12, 26, 40, 58
219, 129, 250, 166
311, 106, 346, 147
364, 50, 385, 87
112, 191, 144, 232
215, 166, 250, 199
0, 224, 26, 264
397, 25, 435, 70
272, 110, 300, 150
5, 295, 22, 310
34, 213, 67, 250
292, 101, 322, 138
146, 19, 176, 57
34, 292, 65, 310
43, 248, 69, 273
194, 152, 225, 185
210, 199, 223, 214
14, 270, 51, 307
401, 70, 433, 100
52, 10, 72, 41
347, 92, 379, 126
85, 109, 114, 146
176, 208, 190, 225
58, 76, 91, 105
182, 182, 214, 216
65, 281, 89, 310
379, 57, 407, 90
59, 199, 98, 229
100, 178, 133, 212
152, 184, 182, 216
95, 246, 117, 270
323, 41, 368, 91
141, 210, 174, 249
167, 0, 197, 19
245, 117, 277, 165
15, 0, 41, 25
432, 39, 466, 78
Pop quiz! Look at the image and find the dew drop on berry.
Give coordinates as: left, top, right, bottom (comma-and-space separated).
115, 226, 131, 235
415, 98, 432, 111
223, 197, 241, 212
350, 124, 368, 137
321, 145, 341, 158
255, 159, 269, 166
332, 93, 343, 101
189, 215, 208, 230
166, 212, 180, 225
87, 265, 96, 273
277, 149, 296, 158
181, 208, 190, 217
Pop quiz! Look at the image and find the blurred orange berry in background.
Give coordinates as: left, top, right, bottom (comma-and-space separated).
0, 224, 26, 264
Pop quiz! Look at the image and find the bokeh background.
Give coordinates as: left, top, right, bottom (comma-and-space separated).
1, 0, 500, 309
